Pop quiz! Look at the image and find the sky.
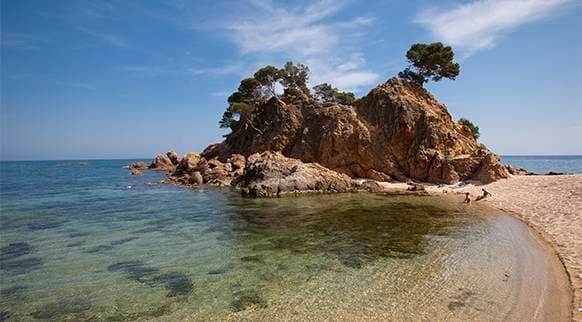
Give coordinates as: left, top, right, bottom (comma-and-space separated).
1, 0, 581, 161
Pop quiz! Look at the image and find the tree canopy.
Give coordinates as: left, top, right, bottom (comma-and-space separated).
398, 42, 460, 87
220, 62, 356, 130
312, 83, 356, 105
458, 117, 480, 140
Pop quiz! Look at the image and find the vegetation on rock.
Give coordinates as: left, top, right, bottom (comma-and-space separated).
219, 62, 355, 130
312, 83, 356, 105
398, 42, 460, 87
458, 117, 480, 140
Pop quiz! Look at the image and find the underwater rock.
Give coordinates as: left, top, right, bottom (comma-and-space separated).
107, 260, 158, 281
109, 237, 139, 246
148, 272, 193, 297
0, 285, 27, 299
230, 289, 268, 312
66, 241, 85, 248
0, 242, 33, 261
30, 298, 92, 319
85, 245, 114, 253
240, 255, 265, 263
0, 311, 11, 322
0, 257, 43, 275
26, 219, 66, 230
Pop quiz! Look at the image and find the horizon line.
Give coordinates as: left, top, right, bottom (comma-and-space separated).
1, 154, 581, 163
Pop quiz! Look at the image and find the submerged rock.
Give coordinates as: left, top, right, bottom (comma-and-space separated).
30, 298, 91, 319
230, 289, 268, 312
148, 272, 193, 297
0, 257, 43, 275
0, 242, 33, 261
107, 260, 158, 281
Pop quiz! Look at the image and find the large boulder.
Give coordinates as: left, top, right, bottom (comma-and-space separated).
166, 151, 181, 165
149, 153, 176, 172
235, 151, 355, 197
174, 152, 201, 176
202, 78, 509, 184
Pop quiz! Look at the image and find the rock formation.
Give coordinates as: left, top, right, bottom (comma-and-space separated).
201, 78, 509, 184
149, 151, 181, 172
139, 77, 511, 197
236, 151, 355, 197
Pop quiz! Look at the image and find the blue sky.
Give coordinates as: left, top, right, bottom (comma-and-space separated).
1, 0, 581, 160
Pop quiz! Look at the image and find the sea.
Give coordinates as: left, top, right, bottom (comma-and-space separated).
0, 156, 578, 321
501, 155, 582, 174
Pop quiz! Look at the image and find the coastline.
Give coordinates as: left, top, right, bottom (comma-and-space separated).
378, 174, 581, 321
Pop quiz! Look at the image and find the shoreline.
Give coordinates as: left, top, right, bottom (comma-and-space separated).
375, 174, 581, 321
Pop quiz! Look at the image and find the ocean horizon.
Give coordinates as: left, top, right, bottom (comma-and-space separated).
2, 155, 581, 175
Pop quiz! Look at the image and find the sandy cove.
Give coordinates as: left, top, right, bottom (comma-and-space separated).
379, 174, 582, 321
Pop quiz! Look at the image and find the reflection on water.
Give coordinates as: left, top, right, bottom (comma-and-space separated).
0, 160, 554, 321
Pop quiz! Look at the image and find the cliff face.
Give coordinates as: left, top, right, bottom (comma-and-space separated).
202, 78, 508, 184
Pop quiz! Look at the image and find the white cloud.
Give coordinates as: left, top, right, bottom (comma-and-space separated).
189, 64, 242, 77
415, 0, 578, 54
221, 0, 379, 92
306, 54, 380, 92
227, 0, 344, 55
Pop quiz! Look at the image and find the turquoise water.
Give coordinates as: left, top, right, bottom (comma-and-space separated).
0, 160, 564, 321
501, 155, 582, 174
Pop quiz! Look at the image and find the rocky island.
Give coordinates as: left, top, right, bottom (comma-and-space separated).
137, 75, 509, 196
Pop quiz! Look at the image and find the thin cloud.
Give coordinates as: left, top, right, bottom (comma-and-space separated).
52, 80, 96, 90
78, 27, 132, 49
210, 91, 231, 97
189, 64, 242, 77
307, 54, 380, 93
1, 32, 45, 49
415, 0, 578, 54
221, 0, 379, 91
227, 0, 345, 56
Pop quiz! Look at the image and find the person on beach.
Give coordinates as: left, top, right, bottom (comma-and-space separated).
476, 188, 492, 201
463, 192, 471, 204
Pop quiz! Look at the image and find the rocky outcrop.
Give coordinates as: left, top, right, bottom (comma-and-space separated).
149, 152, 178, 172
143, 77, 512, 197
235, 151, 355, 197
201, 78, 509, 184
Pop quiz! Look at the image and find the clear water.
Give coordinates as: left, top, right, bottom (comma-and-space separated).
0, 160, 562, 321
501, 155, 582, 174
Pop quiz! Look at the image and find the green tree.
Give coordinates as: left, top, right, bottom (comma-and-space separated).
334, 91, 356, 105
458, 117, 480, 140
280, 61, 310, 95
399, 42, 460, 87
219, 77, 261, 129
312, 83, 356, 105
253, 65, 282, 97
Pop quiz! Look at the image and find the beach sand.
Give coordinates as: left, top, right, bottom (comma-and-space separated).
395, 174, 582, 321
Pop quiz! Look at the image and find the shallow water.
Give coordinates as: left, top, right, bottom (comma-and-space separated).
0, 160, 567, 321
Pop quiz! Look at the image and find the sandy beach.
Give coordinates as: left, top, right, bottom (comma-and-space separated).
388, 174, 582, 321
457, 174, 582, 321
